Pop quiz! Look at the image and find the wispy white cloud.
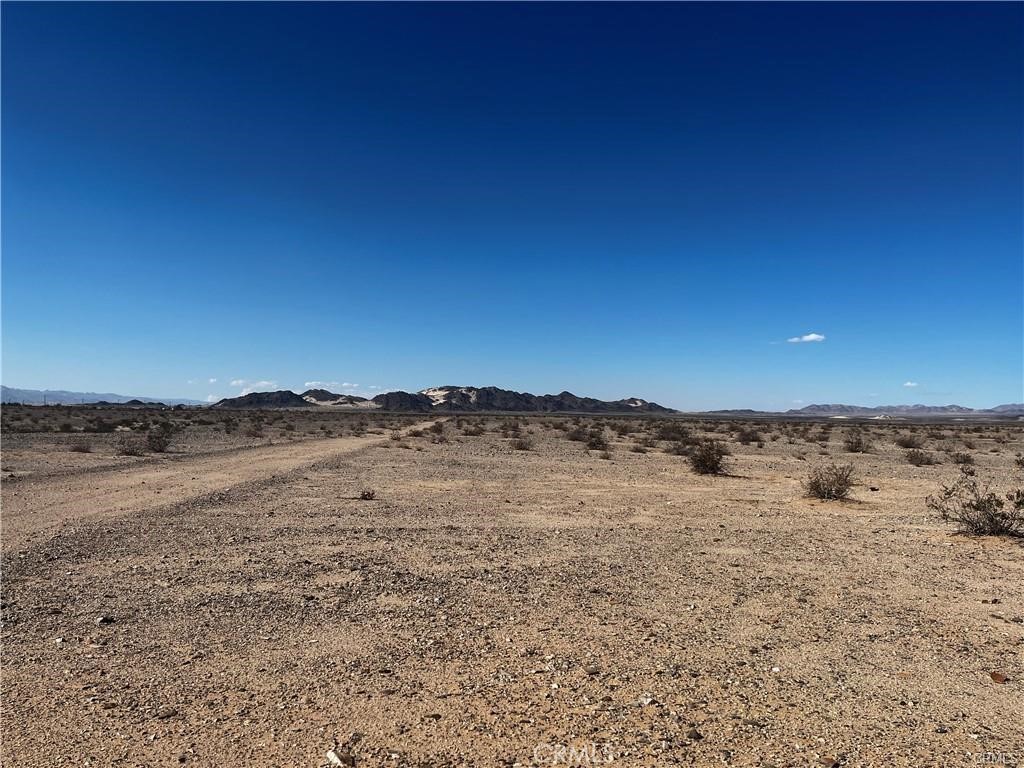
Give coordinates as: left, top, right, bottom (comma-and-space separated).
205, 394, 218, 403
792, 399, 804, 404
241, 380, 276, 395
304, 380, 340, 389
187, 379, 196, 385
230, 378, 277, 395
342, 382, 358, 388
208, 378, 217, 384
903, 381, 919, 388
787, 332, 826, 343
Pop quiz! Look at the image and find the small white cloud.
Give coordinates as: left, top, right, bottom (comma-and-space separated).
342, 382, 358, 388
205, 394, 218, 403
787, 332, 826, 343
304, 380, 340, 389
368, 385, 382, 390
208, 378, 217, 384
903, 381, 919, 388
187, 379, 196, 385
792, 399, 804, 404
230, 379, 278, 395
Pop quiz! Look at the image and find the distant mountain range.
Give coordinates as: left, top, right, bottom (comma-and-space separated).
5, 384, 1020, 417
0, 385, 203, 406
708, 403, 1024, 417
212, 385, 673, 413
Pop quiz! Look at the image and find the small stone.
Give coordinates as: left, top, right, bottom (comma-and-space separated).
990, 671, 1009, 684
585, 665, 601, 676
326, 747, 356, 767
155, 705, 178, 719
95, 615, 115, 626
686, 728, 703, 741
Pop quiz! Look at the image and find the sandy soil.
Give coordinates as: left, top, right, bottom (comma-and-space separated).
2, 417, 1022, 767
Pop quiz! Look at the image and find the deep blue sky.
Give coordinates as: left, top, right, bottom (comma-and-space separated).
3, 3, 1021, 409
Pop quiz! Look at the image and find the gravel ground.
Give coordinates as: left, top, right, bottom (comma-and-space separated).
2, 417, 1022, 767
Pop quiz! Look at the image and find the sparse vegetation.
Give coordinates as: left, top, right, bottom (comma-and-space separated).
895, 434, 924, 449
843, 431, 872, 453
905, 449, 938, 466
359, 489, 377, 501
805, 462, 855, 500
115, 433, 145, 456
688, 440, 728, 475
146, 426, 174, 453
927, 466, 1023, 537
67, 437, 92, 453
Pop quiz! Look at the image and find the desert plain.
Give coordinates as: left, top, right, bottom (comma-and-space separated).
1, 405, 1022, 767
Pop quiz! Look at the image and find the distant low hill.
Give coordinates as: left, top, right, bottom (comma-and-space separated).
300, 389, 371, 406
788, 403, 1023, 416
211, 385, 675, 413
703, 403, 1024, 417
1, 385, 202, 406
211, 390, 311, 409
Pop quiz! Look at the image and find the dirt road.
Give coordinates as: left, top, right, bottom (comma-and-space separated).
1, 423, 433, 553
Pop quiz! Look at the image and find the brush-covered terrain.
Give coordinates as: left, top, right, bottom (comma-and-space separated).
2, 408, 1022, 766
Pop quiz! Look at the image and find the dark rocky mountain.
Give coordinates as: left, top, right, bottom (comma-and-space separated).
212, 390, 311, 409
300, 389, 368, 405
369, 391, 434, 412
389, 386, 674, 413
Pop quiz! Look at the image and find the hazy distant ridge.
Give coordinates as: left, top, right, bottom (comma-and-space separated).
1, 385, 203, 406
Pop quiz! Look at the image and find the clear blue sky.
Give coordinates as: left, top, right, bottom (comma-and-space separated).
3, 2, 1021, 409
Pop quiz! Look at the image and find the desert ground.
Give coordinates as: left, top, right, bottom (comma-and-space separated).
1, 406, 1022, 767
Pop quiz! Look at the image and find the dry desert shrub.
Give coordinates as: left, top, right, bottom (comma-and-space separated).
805, 462, 855, 500
736, 427, 762, 445
511, 436, 534, 451
949, 451, 974, 466
895, 434, 925, 449
689, 440, 729, 475
115, 433, 145, 456
359, 489, 377, 501
585, 429, 609, 451
905, 449, 938, 466
67, 437, 92, 453
842, 430, 872, 453
146, 427, 173, 453
927, 466, 1024, 537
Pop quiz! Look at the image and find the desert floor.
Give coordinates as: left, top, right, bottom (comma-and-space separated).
2, 411, 1022, 767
